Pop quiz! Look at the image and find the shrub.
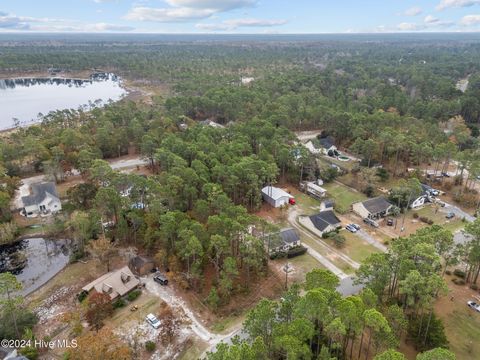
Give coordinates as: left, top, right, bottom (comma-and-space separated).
363, 185, 375, 197
470, 284, 478, 291
287, 246, 308, 258
376, 167, 389, 182
77, 291, 88, 303
419, 216, 433, 225
113, 299, 126, 309
413, 213, 419, 219
332, 234, 346, 249
445, 270, 452, 275
453, 269, 466, 278
145, 341, 156, 352
127, 290, 141, 302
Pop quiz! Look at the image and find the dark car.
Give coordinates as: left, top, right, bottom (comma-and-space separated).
386, 218, 394, 226
446, 212, 455, 219
153, 273, 168, 285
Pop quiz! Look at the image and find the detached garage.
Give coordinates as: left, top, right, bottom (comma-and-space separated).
261, 186, 294, 208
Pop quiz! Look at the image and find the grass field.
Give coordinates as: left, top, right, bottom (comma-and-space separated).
299, 235, 355, 274
322, 182, 367, 214
330, 230, 380, 263
293, 192, 322, 215
442, 308, 480, 359
413, 206, 465, 233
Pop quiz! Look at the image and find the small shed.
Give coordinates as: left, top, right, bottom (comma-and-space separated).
261, 186, 293, 208
129, 256, 155, 276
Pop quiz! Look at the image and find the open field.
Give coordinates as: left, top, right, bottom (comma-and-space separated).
387, 205, 466, 237
329, 230, 380, 263
436, 274, 480, 360
322, 182, 367, 214
272, 252, 325, 285
299, 235, 355, 274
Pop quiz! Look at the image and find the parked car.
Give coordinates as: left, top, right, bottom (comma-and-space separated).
441, 172, 450, 177
346, 224, 357, 233
153, 273, 169, 285
429, 189, 440, 196
446, 212, 455, 219
352, 224, 361, 231
386, 218, 394, 226
289, 198, 296, 205
363, 218, 379, 228
436, 201, 446, 207
146, 313, 161, 329
467, 301, 480, 312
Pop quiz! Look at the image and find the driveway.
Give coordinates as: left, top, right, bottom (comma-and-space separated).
354, 230, 387, 252
143, 276, 229, 344
440, 202, 475, 222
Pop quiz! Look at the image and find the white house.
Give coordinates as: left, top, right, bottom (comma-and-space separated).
308, 210, 342, 235
261, 186, 293, 208
21, 182, 61, 218
353, 197, 392, 219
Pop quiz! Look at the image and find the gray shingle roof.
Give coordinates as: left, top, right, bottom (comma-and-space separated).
279, 228, 300, 244
309, 210, 341, 231
362, 197, 392, 215
21, 182, 59, 206
319, 136, 335, 149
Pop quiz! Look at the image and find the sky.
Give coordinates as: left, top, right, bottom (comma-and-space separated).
1, 0, 480, 34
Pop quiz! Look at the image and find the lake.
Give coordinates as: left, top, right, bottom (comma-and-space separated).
0, 238, 71, 296
0, 73, 126, 130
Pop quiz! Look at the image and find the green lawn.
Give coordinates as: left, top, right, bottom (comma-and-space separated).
287, 253, 325, 282
322, 182, 367, 214
329, 230, 380, 263
299, 235, 355, 275
414, 207, 465, 232
294, 192, 322, 215
442, 309, 480, 359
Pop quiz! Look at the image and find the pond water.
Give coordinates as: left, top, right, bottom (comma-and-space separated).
0, 73, 126, 130
0, 238, 71, 296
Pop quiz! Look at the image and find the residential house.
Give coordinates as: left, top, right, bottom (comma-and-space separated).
81, 266, 140, 301
261, 186, 294, 208
308, 210, 342, 235
353, 197, 393, 219
21, 182, 61, 218
318, 136, 338, 156
129, 255, 155, 276
265, 228, 301, 254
